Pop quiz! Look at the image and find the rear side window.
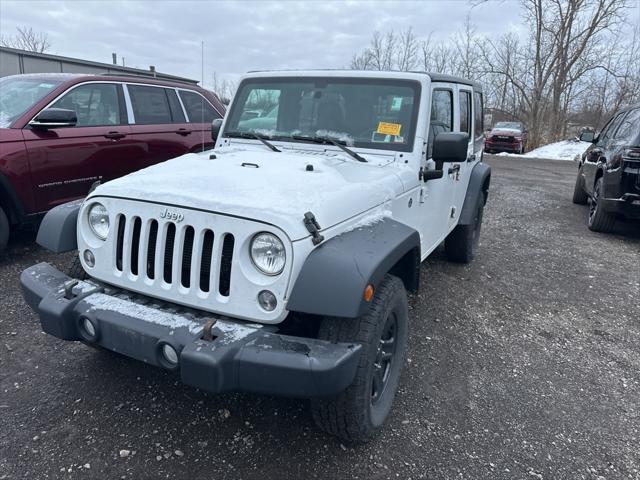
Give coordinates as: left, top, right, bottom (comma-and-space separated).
128, 85, 182, 124
50, 83, 122, 126
459, 91, 472, 135
614, 108, 640, 143
474, 92, 483, 138
179, 90, 220, 123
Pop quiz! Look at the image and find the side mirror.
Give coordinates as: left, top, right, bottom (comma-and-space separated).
30, 108, 77, 129
579, 131, 595, 143
432, 132, 469, 170
211, 118, 223, 142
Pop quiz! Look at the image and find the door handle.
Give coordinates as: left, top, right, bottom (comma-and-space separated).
448, 164, 460, 175
104, 131, 126, 140
175, 129, 192, 136
467, 154, 476, 162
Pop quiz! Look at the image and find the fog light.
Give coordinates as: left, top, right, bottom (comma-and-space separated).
258, 290, 277, 311
83, 249, 95, 268
78, 317, 98, 342
161, 344, 179, 366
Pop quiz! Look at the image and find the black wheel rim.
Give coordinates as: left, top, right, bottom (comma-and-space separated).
371, 312, 398, 405
589, 181, 600, 222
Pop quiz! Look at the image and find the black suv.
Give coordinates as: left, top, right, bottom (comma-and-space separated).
573, 104, 640, 232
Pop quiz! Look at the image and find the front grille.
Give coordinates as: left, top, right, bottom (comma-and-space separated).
114, 215, 235, 295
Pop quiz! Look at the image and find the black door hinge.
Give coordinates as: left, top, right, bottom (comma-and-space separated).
303, 211, 324, 245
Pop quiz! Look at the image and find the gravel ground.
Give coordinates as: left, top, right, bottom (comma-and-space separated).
1, 155, 639, 480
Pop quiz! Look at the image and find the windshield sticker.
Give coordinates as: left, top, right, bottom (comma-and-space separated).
390, 97, 403, 111
377, 122, 402, 136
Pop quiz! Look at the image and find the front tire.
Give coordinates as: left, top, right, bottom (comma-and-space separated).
0, 206, 8, 252
310, 275, 408, 443
445, 193, 485, 263
67, 256, 89, 280
588, 177, 616, 233
572, 169, 588, 204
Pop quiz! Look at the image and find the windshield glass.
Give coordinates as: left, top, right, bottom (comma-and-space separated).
225, 77, 421, 152
0, 76, 63, 127
494, 122, 522, 131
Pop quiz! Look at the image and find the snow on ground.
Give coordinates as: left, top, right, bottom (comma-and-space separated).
496, 139, 591, 161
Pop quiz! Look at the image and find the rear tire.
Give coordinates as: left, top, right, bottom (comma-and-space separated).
445, 194, 485, 263
0, 206, 9, 253
572, 169, 589, 205
588, 177, 616, 233
67, 256, 89, 280
310, 275, 408, 443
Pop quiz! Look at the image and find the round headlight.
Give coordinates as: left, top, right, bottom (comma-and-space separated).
88, 203, 110, 240
250, 232, 286, 276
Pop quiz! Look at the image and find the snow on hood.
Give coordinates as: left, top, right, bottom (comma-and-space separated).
90, 146, 404, 241
490, 128, 522, 135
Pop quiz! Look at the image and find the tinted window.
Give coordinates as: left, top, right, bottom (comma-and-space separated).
474, 92, 483, 138
179, 90, 220, 123
128, 85, 174, 124
599, 113, 625, 145
459, 91, 471, 135
166, 89, 186, 123
614, 108, 640, 143
51, 83, 121, 126
428, 89, 453, 158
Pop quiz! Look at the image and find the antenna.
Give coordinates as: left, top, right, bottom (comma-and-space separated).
201, 40, 205, 153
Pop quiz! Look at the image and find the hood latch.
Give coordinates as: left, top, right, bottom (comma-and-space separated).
303, 212, 324, 246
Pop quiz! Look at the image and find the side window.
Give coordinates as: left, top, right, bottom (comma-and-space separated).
50, 83, 122, 126
459, 91, 472, 135
128, 85, 174, 124
613, 108, 640, 143
474, 92, 483, 139
599, 113, 625, 145
178, 90, 221, 124
166, 89, 186, 123
428, 89, 453, 158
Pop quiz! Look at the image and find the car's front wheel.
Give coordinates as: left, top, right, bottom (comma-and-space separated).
310, 274, 408, 443
588, 177, 616, 233
572, 169, 588, 205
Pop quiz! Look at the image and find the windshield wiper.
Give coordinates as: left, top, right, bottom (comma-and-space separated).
225, 131, 281, 152
290, 135, 367, 163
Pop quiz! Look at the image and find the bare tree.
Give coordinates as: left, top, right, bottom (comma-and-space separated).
210, 72, 237, 105
0, 26, 51, 53
396, 28, 418, 71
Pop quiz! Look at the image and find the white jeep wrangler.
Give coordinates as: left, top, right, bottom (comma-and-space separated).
21, 70, 490, 442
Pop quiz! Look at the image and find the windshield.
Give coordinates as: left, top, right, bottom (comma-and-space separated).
494, 122, 522, 131
225, 77, 421, 152
0, 76, 63, 128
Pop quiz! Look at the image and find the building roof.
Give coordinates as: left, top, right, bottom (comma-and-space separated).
0, 46, 198, 85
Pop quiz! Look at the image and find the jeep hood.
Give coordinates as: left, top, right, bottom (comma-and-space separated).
90, 147, 405, 241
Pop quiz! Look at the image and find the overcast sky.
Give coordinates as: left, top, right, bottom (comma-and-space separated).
1, 0, 637, 90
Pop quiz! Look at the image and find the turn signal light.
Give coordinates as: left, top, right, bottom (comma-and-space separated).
363, 284, 374, 302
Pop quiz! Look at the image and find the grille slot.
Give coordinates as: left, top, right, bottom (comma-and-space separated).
219, 234, 235, 297
163, 223, 176, 284
181, 226, 195, 288
130, 217, 142, 275
200, 230, 214, 292
147, 220, 158, 279
115, 215, 126, 271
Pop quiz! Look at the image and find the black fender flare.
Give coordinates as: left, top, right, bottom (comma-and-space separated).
287, 218, 420, 319
459, 162, 491, 225
36, 199, 83, 253
0, 172, 26, 223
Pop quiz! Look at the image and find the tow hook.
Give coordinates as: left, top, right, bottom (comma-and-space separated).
303, 211, 325, 246
63, 279, 79, 300
202, 318, 217, 341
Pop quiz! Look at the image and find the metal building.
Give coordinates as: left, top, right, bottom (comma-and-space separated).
0, 46, 198, 84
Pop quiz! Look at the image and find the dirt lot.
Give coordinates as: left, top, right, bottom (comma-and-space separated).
1, 155, 639, 480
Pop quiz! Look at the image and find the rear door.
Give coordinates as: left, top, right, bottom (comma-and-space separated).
583, 112, 625, 194
125, 84, 195, 166
452, 84, 476, 227
23, 81, 136, 211
177, 89, 223, 151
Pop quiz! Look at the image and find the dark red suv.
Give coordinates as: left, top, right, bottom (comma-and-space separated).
0, 73, 226, 251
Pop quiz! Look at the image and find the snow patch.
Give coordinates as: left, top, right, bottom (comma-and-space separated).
495, 140, 591, 161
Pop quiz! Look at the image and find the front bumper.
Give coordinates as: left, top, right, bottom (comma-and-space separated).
601, 193, 640, 220
20, 262, 361, 398
484, 141, 521, 153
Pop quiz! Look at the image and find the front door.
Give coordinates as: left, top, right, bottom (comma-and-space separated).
451, 85, 475, 227
23, 82, 137, 211
418, 85, 458, 256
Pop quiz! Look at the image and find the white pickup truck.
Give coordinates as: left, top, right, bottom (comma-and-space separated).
21, 70, 490, 442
